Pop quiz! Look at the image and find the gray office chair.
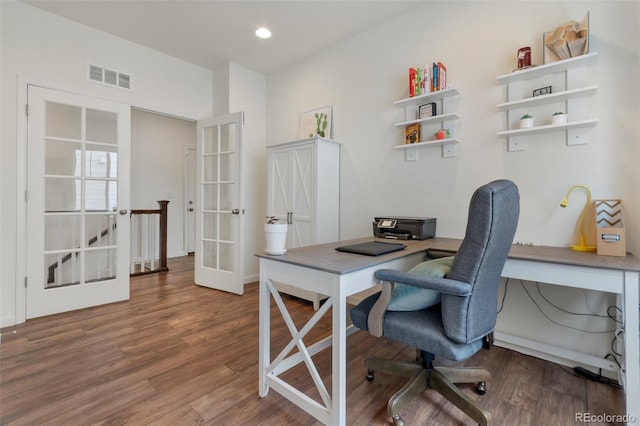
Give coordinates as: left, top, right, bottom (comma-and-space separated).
350, 180, 519, 426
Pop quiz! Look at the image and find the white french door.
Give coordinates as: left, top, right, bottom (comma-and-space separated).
194, 112, 244, 295
185, 148, 196, 254
26, 86, 131, 319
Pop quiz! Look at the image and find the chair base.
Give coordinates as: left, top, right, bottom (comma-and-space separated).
365, 355, 492, 426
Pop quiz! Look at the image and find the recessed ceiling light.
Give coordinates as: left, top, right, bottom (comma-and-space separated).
255, 27, 272, 39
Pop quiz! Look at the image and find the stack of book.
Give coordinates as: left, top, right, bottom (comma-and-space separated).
408, 62, 447, 97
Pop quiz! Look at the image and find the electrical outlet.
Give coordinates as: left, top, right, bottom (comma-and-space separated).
405, 149, 418, 161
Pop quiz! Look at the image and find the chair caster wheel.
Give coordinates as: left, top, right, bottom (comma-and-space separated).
392, 414, 405, 426
365, 369, 375, 382
476, 381, 487, 395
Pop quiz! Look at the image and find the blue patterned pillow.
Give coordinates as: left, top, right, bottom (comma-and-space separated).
386, 257, 454, 311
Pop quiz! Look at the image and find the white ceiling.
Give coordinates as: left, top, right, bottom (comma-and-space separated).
23, 0, 424, 74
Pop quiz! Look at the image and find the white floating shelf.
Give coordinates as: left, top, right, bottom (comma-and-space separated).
497, 86, 597, 111
393, 112, 460, 128
393, 87, 460, 108
496, 52, 597, 84
497, 119, 598, 137
394, 138, 460, 149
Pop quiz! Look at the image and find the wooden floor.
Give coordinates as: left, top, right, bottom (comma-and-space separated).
0, 256, 625, 425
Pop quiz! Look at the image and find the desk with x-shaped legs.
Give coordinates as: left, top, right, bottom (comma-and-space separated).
256, 237, 639, 425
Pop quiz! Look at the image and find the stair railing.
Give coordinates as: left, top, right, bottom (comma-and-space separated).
130, 200, 169, 276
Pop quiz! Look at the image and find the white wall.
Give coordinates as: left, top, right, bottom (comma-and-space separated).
131, 110, 196, 258
1, 1, 213, 326
266, 2, 639, 363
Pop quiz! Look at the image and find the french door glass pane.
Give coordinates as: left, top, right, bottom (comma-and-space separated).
45, 177, 81, 212
45, 251, 81, 288
203, 154, 218, 182
220, 123, 236, 152
203, 126, 217, 154
202, 212, 217, 240
86, 109, 118, 144
85, 248, 116, 282
85, 180, 116, 211
202, 183, 218, 211
219, 152, 236, 181
86, 144, 117, 178
202, 241, 217, 268
219, 183, 234, 210
45, 215, 81, 250
219, 242, 234, 272
45, 102, 81, 140
219, 213, 233, 241
45, 139, 81, 176
85, 214, 117, 248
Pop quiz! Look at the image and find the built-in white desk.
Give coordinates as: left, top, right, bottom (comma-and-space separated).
256, 237, 639, 425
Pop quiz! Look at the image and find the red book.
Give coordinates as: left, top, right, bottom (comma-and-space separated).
409, 68, 417, 97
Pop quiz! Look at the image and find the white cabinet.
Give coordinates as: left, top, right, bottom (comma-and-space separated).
392, 87, 460, 160
267, 136, 340, 308
496, 52, 598, 151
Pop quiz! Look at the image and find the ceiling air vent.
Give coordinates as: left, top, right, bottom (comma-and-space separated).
87, 64, 132, 90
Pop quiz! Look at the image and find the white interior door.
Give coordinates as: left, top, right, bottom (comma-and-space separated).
194, 112, 244, 295
26, 85, 131, 319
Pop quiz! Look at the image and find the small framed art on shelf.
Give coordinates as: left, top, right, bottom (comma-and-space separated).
405, 123, 420, 144
300, 105, 333, 139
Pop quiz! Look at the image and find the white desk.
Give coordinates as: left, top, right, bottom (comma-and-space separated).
257, 237, 640, 425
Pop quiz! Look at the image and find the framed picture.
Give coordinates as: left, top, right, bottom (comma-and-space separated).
300, 105, 332, 139
418, 102, 437, 119
533, 86, 552, 97
405, 123, 420, 144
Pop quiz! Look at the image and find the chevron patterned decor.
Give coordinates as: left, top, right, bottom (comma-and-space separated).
595, 199, 625, 256
595, 200, 623, 228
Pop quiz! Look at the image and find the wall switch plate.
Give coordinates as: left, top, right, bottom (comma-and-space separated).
405, 148, 418, 161
508, 136, 527, 151
442, 143, 457, 158
568, 128, 590, 145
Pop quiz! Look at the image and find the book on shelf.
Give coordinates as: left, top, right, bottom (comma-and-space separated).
409, 68, 417, 97
437, 62, 447, 91
405, 123, 420, 144
432, 62, 438, 92
422, 66, 431, 95
408, 62, 446, 96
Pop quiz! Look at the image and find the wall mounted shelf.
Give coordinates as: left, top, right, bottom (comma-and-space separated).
393, 112, 460, 128
393, 87, 460, 160
393, 138, 460, 160
497, 119, 598, 137
496, 86, 597, 111
393, 87, 460, 108
496, 52, 597, 84
394, 138, 460, 149
496, 52, 598, 151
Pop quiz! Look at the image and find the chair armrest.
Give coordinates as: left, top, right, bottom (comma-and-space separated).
366, 282, 393, 338
374, 269, 472, 296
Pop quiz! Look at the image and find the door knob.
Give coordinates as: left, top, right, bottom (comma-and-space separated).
232, 208, 240, 215
188, 208, 194, 212
118, 209, 128, 215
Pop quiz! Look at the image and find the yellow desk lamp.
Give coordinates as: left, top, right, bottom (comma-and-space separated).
560, 185, 596, 252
